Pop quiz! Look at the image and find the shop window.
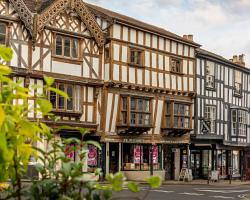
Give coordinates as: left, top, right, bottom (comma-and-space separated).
55, 34, 79, 59
206, 61, 215, 89
0, 22, 6, 45
122, 144, 162, 171
204, 105, 216, 133
231, 109, 247, 136
234, 70, 242, 96
170, 58, 182, 73
130, 48, 143, 66
120, 96, 151, 126
164, 102, 191, 129
49, 83, 81, 113
217, 150, 227, 176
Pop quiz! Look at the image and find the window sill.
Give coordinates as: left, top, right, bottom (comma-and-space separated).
170, 71, 184, 75
128, 63, 145, 68
52, 55, 82, 65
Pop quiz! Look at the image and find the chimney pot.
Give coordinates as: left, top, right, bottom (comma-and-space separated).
231, 54, 245, 67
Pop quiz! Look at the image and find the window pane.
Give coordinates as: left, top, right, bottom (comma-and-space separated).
122, 97, 127, 110
0, 23, 6, 45
174, 104, 179, 115
50, 91, 57, 109
174, 117, 179, 127
131, 112, 136, 125
122, 112, 127, 124
144, 100, 150, 112
138, 99, 143, 111
56, 35, 62, 55
67, 85, 73, 110
131, 98, 136, 110
144, 114, 150, 125
72, 39, 78, 58
138, 113, 143, 125
74, 85, 81, 112
64, 37, 71, 57
58, 84, 65, 109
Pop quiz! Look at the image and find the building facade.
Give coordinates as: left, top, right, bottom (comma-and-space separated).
1, 0, 250, 181
192, 49, 250, 180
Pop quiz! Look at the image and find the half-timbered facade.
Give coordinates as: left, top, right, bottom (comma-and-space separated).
192, 49, 250, 180
0, 0, 109, 176
87, 4, 200, 180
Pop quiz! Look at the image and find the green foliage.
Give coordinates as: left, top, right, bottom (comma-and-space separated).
146, 176, 162, 189
0, 45, 161, 199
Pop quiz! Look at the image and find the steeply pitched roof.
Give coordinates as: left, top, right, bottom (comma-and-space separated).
197, 48, 250, 72
85, 3, 200, 47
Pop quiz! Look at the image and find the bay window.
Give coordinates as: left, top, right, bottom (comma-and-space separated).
49, 83, 81, 112
120, 96, 151, 126
55, 34, 79, 59
231, 109, 247, 136
204, 105, 216, 133
164, 102, 191, 129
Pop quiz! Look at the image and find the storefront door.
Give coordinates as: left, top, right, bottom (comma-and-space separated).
109, 143, 119, 173
191, 151, 201, 179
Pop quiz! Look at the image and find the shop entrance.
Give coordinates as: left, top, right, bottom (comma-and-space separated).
191, 151, 201, 179
109, 143, 119, 173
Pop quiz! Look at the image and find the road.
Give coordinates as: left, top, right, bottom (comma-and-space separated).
112, 185, 250, 200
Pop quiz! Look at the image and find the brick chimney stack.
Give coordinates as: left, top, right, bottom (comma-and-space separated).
229, 54, 245, 67
183, 34, 193, 42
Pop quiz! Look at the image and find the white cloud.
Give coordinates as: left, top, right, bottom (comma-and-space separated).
86, 0, 250, 67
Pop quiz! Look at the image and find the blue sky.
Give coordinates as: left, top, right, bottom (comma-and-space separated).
86, 0, 250, 67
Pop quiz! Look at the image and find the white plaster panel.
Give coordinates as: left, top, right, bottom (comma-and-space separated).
190, 47, 195, 57
129, 67, 135, 83
87, 106, 93, 122
159, 73, 164, 88
145, 51, 150, 67
43, 51, 51, 72
152, 72, 157, 87
152, 53, 157, 68
122, 46, 128, 62
113, 24, 121, 39
104, 64, 110, 81
113, 44, 120, 61
137, 69, 143, 85
165, 74, 170, 89
165, 56, 170, 71
52, 61, 81, 76
130, 29, 136, 43
171, 41, 177, 54
154, 100, 163, 134
152, 35, 158, 49
165, 39, 170, 52
159, 37, 164, 50
121, 65, 127, 82
122, 26, 128, 41
113, 64, 120, 81
158, 54, 164, 70
189, 61, 194, 75
184, 45, 189, 56
105, 93, 113, 132
83, 59, 90, 77
145, 70, 150, 85
189, 78, 194, 91
183, 77, 188, 91
21, 44, 28, 68
28, 100, 34, 118
138, 31, 144, 45
178, 43, 183, 55
178, 76, 182, 91
92, 57, 99, 77
145, 33, 151, 47
88, 87, 94, 103
183, 60, 188, 74
110, 94, 119, 133
171, 75, 176, 90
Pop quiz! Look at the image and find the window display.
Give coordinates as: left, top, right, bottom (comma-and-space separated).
122, 144, 162, 171
232, 151, 240, 175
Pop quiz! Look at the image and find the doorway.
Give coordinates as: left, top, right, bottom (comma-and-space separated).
191, 151, 201, 179
109, 143, 119, 173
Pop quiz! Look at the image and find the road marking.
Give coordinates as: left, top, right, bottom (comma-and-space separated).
197, 189, 250, 194
151, 190, 174, 193
209, 196, 234, 199
179, 192, 204, 196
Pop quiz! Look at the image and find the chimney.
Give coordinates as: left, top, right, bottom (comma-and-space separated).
183, 34, 193, 42
230, 54, 245, 67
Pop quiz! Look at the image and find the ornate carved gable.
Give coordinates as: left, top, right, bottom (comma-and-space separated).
9, 0, 33, 36
37, 0, 105, 47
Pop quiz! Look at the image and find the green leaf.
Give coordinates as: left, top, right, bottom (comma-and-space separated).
43, 76, 54, 86
0, 105, 5, 128
103, 190, 112, 200
0, 64, 11, 75
85, 140, 102, 150
0, 46, 13, 62
146, 176, 162, 188
48, 87, 68, 99
37, 98, 52, 114
127, 182, 140, 193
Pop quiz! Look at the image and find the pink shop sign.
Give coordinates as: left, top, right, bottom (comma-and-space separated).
88, 145, 97, 166
133, 145, 143, 164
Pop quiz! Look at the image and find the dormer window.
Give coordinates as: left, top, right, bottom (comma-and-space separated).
55, 34, 79, 59
170, 58, 182, 73
130, 48, 143, 66
234, 71, 242, 96
206, 61, 215, 89
0, 22, 6, 45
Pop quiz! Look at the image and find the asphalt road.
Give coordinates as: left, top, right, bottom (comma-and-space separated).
112, 185, 250, 200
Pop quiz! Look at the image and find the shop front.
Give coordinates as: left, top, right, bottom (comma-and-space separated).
103, 134, 190, 181
190, 144, 244, 180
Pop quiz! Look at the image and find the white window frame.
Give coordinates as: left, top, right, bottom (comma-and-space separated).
204, 105, 216, 133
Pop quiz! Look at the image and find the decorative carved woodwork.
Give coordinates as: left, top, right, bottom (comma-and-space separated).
9, 0, 33, 36
117, 126, 151, 135
37, 0, 105, 47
